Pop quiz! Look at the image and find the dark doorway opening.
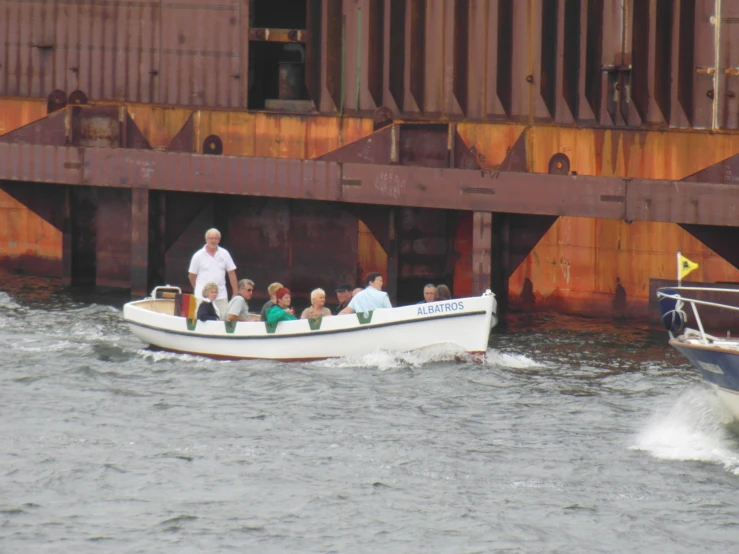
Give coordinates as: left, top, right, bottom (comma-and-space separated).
248, 0, 310, 111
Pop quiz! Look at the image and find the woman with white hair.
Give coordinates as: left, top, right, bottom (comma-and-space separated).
196, 282, 221, 322
300, 288, 332, 321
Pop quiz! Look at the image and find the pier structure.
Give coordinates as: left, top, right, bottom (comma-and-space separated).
2, 0, 739, 320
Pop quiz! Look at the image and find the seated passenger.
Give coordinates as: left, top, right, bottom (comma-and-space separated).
339, 272, 392, 315
435, 284, 452, 301
225, 278, 258, 322
417, 283, 437, 304
196, 282, 221, 321
301, 288, 332, 321
266, 287, 297, 326
333, 283, 353, 315
260, 281, 284, 322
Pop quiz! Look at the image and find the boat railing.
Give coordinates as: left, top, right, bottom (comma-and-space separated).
150, 285, 182, 299
657, 286, 739, 344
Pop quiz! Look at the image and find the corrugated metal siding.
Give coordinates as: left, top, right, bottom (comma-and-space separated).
0, 0, 248, 107
2, 0, 736, 127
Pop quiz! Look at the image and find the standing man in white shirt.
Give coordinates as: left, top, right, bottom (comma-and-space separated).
188, 228, 238, 316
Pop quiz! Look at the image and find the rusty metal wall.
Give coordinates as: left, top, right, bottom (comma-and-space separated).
2, 0, 736, 128
0, 0, 249, 108
339, 0, 734, 128
0, 183, 62, 275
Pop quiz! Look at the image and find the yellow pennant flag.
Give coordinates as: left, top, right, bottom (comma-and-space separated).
678, 253, 699, 280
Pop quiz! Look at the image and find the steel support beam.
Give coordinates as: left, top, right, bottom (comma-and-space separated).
386, 208, 399, 306
471, 212, 491, 296
131, 188, 150, 296
1, 143, 739, 227
491, 213, 510, 322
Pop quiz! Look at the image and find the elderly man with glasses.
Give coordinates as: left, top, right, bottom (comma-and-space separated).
224, 279, 258, 322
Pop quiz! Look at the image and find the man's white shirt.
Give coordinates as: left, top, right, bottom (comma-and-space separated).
348, 286, 392, 314
188, 246, 236, 300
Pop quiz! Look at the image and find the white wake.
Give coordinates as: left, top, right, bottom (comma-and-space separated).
631, 386, 739, 474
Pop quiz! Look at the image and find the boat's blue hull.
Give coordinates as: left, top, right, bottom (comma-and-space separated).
671, 341, 739, 391
671, 340, 739, 419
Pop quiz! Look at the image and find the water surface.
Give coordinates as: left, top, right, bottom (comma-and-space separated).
1, 273, 737, 553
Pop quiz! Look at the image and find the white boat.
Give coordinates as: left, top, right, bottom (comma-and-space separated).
657, 285, 739, 420
123, 286, 498, 361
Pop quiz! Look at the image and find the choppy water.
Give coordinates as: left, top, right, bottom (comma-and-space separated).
2, 273, 739, 553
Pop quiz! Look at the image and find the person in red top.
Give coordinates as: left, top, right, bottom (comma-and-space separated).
266, 287, 297, 326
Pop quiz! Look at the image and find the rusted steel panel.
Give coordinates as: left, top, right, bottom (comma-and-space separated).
96, 188, 132, 288
318, 125, 393, 163
558, 0, 580, 123
620, 0, 673, 126
473, 0, 507, 120
508, 1, 529, 120
0, 99, 47, 135
652, 0, 674, 124
498, 130, 528, 172
340, 0, 383, 114
465, 0, 488, 120
5, 129, 739, 226
387, 0, 406, 112
367, 0, 384, 110
340, 163, 628, 218
0, 183, 63, 275
496, 0, 513, 118
160, 0, 244, 108
683, 152, 739, 185
0, 143, 80, 184
691, 0, 716, 128
584, 0, 605, 122
422, 0, 442, 116
539, 0, 558, 120
358, 218, 387, 285
625, 179, 739, 226
305, 0, 341, 113
676, 0, 696, 126
77, 148, 344, 202
408, 0, 425, 114
0, 0, 733, 130
451, 0, 469, 117
130, 188, 149, 295
289, 201, 359, 295
471, 211, 491, 296
719, 2, 739, 129
0, 0, 248, 108
168, 113, 196, 153
0, 107, 68, 146
398, 124, 448, 168
629, 0, 651, 124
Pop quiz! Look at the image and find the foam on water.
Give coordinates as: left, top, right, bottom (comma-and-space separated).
632, 386, 739, 474
0, 292, 22, 309
484, 348, 547, 369
135, 349, 219, 364
12, 339, 81, 353
312, 343, 470, 370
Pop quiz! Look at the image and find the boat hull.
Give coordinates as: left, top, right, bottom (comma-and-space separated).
124, 294, 497, 361
671, 340, 739, 420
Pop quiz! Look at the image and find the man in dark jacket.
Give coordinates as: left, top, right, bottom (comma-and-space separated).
334, 283, 353, 315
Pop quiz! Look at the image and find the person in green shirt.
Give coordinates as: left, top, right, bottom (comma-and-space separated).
266, 287, 297, 327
